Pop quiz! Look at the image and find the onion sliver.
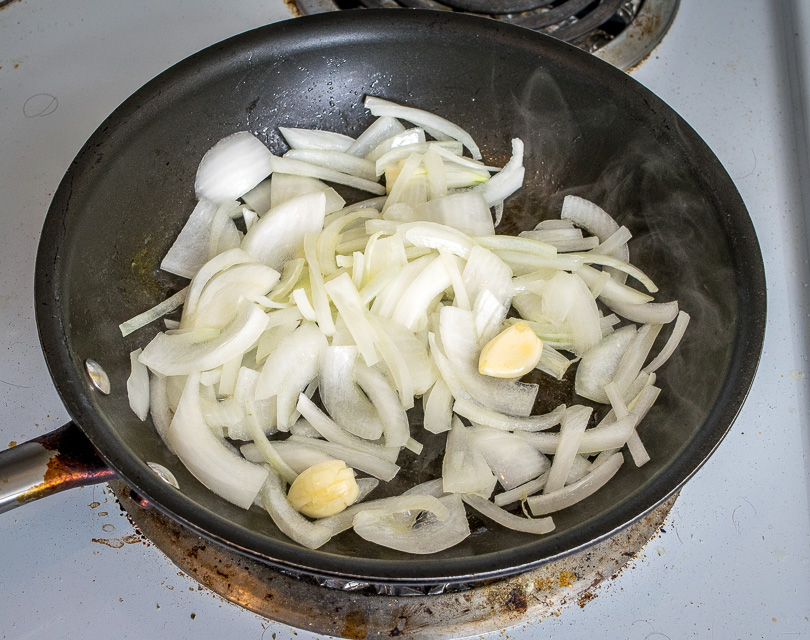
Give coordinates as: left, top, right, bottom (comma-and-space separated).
258, 470, 333, 550
167, 372, 269, 510
139, 301, 269, 376
269, 156, 385, 195
295, 394, 399, 463
415, 192, 495, 237
543, 406, 591, 494
126, 349, 150, 421
324, 273, 380, 366
454, 397, 565, 432
319, 493, 447, 537
347, 116, 406, 158
474, 138, 524, 207
462, 494, 554, 535
354, 362, 410, 448
442, 417, 497, 498
284, 149, 377, 181
195, 131, 274, 204
242, 440, 334, 474
398, 221, 475, 259
190, 263, 281, 329
241, 191, 327, 272
160, 199, 219, 278
518, 414, 637, 456
574, 324, 638, 403
352, 493, 470, 555
606, 299, 679, 325
120, 286, 189, 337
644, 311, 690, 373
423, 379, 454, 434
528, 452, 624, 516
391, 254, 451, 331
288, 436, 400, 482
279, 126, 355, 152
469, 427, 550, 490
319, 346, 384, 441
365, 96, 482, 160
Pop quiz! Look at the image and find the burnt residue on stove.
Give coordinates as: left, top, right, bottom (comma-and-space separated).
108, 479, 678, 639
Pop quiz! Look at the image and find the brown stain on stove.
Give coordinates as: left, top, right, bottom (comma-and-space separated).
341, 608, 368, 640
91, 533, 142, 549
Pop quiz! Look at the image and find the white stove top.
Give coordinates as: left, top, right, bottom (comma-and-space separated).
1, 1, 808, 638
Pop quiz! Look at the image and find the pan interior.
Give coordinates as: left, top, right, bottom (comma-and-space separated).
37, 11, 763, 583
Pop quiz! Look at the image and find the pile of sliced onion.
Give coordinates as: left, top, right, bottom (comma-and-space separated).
120, 96, 689, 554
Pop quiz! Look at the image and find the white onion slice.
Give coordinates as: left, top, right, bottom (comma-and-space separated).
347, 116, 406, 158
474, 138, 524, 207
462, 245, 513, 310
160, 199, 219, 278
241, 178, 273, 216
414, 192, 494, 237
469, 427, 550, 490
442, 417, 497, 498
190, 263, 281, 329
366, 127, 426, 162
528, 452, 624, 516
167, 372, 269, 510
245, 400, 299, 484
462, 494, 555, 535
324, 273, 380, 366
354, 362, 410, 448
284, 149, 377, 181
126, 349, 150, 421
279, 126, 355, 152
182, 248, 254, 324
319, 346, 384, 441
295, 394, 399, 463
119, 287, 189, 337
270, 173, 346, 214
319, 493, 447, 537
644, 311, 690, 373
352, 493, 469, 555
543, 406, 591, 494
269, 156, 385, 195
453, 397, 565, 432
423, 379, 453, 434
365, 96, 482, 160
391, 254, 451, 331
606, 299, 679, 325
241, 191, 327, 272
139, 301, 269, 376
241, 440, 334, 473
195, 131, 274, 204
287, 435, 400, 482
258, 470, 332, 550
574, 324, 638, 403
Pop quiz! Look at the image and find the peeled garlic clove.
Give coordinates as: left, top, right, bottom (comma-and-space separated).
478, 321, 543, 379
287, 459, 360, 518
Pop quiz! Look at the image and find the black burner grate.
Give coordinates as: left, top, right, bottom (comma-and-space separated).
294, 0, 679, 69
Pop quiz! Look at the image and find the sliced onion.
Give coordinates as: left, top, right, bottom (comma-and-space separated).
267, 155, 384, 194
242, 440, 334, 473
644, 311, 690, 373
543, 406, 591, 494
241, 178, 273, 216
287, 435, 400, 482
139, 301, 269, 376
528, 452, 624, 516
352, 493, 469, 555
160, 199, 219, 278
469, 426, 551, 490
462, 494, 554, 535
241, 191, 327, 272
606, 299, 679, 325
126, 349, 150, 421
422, 379, 453, 434
284, 149, 377, 181
442, 417, 497, 498
574, 324, 638, 403
474, 138, 524, 207
366, 127, 427, 162
319, 346, 384, 441
454, 397, 565, 432
167, 372, 269, 510
324, 273, 380, 367
346, 116, 406, 158
270, 173, 346, 214
319, 493, 448, 537
120, 287, 189, 337
354, 362, 410, 448
195, 131, 274, 204
365, 96, 482, 160
279, 126, 355, 152
391, 254, 451, 331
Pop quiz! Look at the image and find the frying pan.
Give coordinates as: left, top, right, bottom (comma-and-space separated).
0, 10, 765, 586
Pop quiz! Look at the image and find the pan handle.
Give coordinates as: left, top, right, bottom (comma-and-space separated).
0, 422, 115, 514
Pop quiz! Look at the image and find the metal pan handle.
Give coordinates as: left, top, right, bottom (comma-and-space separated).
0, 422, 115, 513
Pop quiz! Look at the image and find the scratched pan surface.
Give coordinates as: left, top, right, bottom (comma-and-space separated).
36, 10, 765, 584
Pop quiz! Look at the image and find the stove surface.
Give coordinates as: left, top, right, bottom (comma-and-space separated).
1, 1, 808, 639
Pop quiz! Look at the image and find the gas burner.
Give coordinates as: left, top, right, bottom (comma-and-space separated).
114, 480, 676, 637
292, 0, 678, 70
